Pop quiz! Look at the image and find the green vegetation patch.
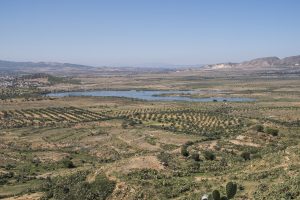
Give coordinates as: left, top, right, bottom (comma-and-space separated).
42, 171, 116, 200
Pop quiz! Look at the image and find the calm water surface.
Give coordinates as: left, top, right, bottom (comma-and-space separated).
47, 90, 255, 102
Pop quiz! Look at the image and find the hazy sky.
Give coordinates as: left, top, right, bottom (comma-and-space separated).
0, 0, 300, 66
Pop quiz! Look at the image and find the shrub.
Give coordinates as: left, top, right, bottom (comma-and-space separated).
226, 182, 237, 199
255, 124, 264, 132
145, 136, 156, 145
264, 127, 279, 136
204, 151, 215, 160
191, 152, 200, 161
241, 152, 251, 161
32, 157, 41, 166
4, 163, 16, 170
0, 178, 8, 185
239, 185, 245, 191
188, 161, 200, 173
61, 158, 76, 168
220, 158, 227, 167
0, 171, 13, 185
181, 145, 189, 157
185, 141, 194, 146
212, 190, 221, 200
157, 152, 172, 167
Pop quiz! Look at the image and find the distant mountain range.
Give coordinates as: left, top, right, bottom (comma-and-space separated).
203, 55, 300, 70
0, 60, 94, 69
0, 60, 175, 75
0, 60, 97, 75
1, 55, 300, 75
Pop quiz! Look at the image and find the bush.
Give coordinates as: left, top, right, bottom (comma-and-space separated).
220, 158, 227, 167
185, 141, 194, 146
42, 171, 115, 200
181, 145, 189, 157
61, 158, 76, 168
157, 152, 172, 167
226, 182, 237, 199
0, 171, 13, 185
254, 124, 264, 132
212, 190, 221, 200
188, 161, 200, 173
32, 157, 41, 166
204, 151, 215, 160
191, 153, 201, 161
264, 127, 279, 136
241, 152, 251, 161
4, 163, 16, 170
0, 179, 8, 185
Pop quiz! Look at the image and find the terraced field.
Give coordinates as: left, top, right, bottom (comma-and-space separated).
0, 107, 107, 129
112, 108, 245, 137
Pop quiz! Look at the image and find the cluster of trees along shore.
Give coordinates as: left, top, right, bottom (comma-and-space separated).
0, 87, 47, 100
0, 73, 80, 100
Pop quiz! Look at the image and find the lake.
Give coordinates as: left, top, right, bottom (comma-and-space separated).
47, 90, 255, 102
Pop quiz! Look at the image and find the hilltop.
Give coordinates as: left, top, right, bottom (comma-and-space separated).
0, 60, 175, 76
0, 60, 96, 75
203, 55, 300, 70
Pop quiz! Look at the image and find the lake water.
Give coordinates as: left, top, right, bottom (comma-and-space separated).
47, 90, 255, 102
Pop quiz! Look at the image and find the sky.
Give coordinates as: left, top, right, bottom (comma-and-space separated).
0, 0, 300, 66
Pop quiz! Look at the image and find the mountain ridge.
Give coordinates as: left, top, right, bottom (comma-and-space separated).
1, 54, 300, 74
0, 60, 95, 70
203, 55, 300, 70
0, 59, 177, 75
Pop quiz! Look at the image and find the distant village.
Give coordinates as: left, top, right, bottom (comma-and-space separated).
0, 74, 46, 88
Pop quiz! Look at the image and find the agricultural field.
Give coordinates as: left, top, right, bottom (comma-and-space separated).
0, 107, 107, 129
2, 1, 300, 199
111, 107, 245, 137
0, 73, 300, 200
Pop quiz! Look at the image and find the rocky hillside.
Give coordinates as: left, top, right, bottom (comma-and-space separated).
203, 55, 300, 70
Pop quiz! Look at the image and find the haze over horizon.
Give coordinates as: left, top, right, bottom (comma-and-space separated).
1, 0, 300, 66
